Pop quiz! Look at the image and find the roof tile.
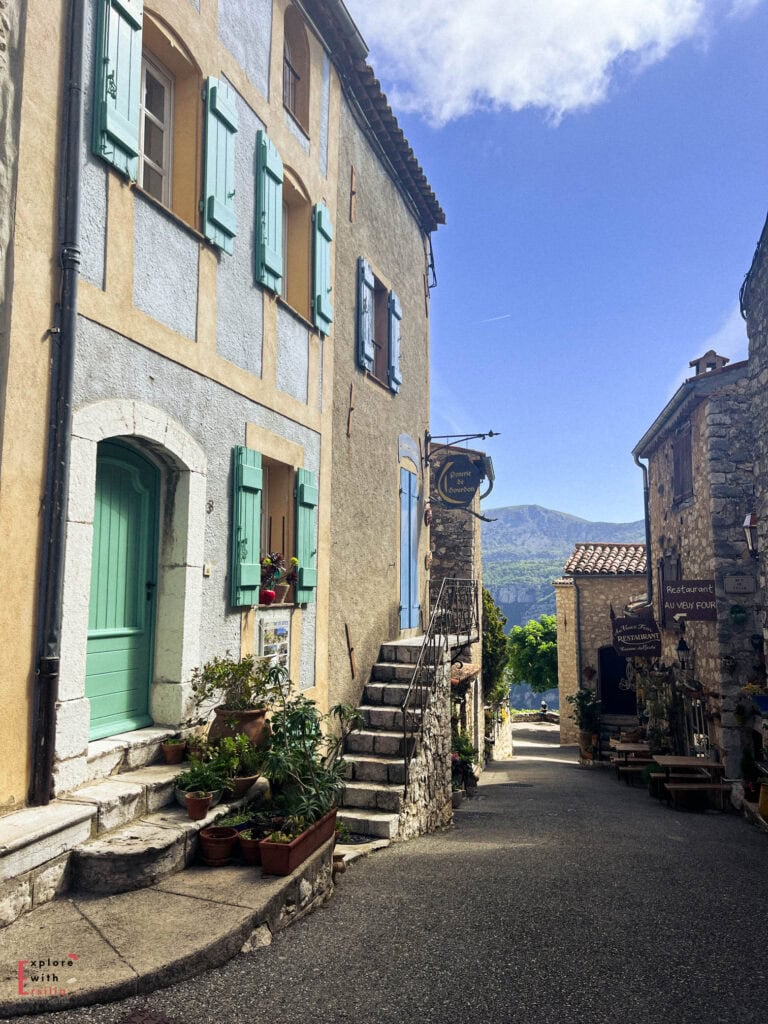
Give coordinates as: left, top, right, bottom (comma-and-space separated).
563, 543, 646, 576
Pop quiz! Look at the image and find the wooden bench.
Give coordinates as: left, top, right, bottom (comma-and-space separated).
617, 762, 654, 785
663, 782, 732, 811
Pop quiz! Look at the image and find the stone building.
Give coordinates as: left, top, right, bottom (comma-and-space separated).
555, 544, 647, 746
632, 353, 757, 770
0, 0, 442, 921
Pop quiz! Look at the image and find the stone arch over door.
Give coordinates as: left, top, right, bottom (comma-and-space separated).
54, 399, 206, 794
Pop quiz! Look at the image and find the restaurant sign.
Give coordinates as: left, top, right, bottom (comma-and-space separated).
661, 579, 717, 622
612, 616, 661, 657
433, 454, 485, 508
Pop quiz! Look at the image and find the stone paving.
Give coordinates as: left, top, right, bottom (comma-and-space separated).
3, 723, 767, 1024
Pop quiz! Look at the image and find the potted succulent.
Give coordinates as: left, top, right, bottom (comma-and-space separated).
566, 688, 601, 760
258, 667, 362, 875
160, 735, 187, 764
191, 653, 283, 745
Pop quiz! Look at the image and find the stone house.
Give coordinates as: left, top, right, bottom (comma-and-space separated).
0, 0, 442, 922
555, 544, 647, 746
632, 353, 756, 771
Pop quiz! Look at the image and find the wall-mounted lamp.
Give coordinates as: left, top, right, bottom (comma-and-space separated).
676, 637, 690, 670
743, 511, 758, 557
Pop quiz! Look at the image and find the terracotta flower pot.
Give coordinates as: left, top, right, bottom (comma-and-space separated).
227, 774, 260, 799
199, 826, 239, 866
259, 809, 337, 876
161, 740, 186, 764
185, 791, 212, 821
238, 831, 262, 866
207, 706, 269, 746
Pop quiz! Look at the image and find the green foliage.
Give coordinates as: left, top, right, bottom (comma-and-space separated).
213, 733, 264, 778
565, 688, 601, 732
191, 653, 284, 713
451, 730, 478, 788
507, 614, 558, 694
482, 588, 510, 701
174, 759, 228, 793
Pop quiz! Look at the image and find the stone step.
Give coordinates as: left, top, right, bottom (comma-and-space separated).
61, 764, 187, 835
359, 704, 423, 731
343, 754, 406, 785
83, 727, 184, 787
379, 639, 427, 665
364, 682, 429, 707
336, 808, 400, 840
345, 729, 416, 758
370, 661, 434, 683
70, 794, 254, 896
341, 781, 403, 814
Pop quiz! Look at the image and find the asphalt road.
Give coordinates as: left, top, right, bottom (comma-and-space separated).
8, 723, 765, 1024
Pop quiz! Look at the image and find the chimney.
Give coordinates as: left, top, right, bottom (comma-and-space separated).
689, 350, 730, 376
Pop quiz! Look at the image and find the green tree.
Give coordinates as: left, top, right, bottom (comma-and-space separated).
482, 588, 510, 704
507, 614, 558, 694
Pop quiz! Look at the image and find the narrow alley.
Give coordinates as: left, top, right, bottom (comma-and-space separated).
8, 723, 765, 1024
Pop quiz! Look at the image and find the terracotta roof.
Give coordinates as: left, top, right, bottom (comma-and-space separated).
563, 543, 646, 576
300, 0, 445, 233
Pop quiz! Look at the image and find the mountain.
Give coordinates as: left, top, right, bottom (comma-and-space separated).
482, 504, 645, 628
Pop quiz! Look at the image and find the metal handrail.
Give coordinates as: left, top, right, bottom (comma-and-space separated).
401, 578, 480, 792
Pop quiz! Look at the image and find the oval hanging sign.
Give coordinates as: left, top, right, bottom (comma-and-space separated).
434, 455, 484, 508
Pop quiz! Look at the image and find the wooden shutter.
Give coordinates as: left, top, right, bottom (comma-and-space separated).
388, 291, 403, 393
203, 77, 238, 255
255, 130, 284, 293
312, 203, 333, 335
357, 257, 375, 372
295, 468, 318, 605
231, 446, 262, 607
92, 0, 143, 178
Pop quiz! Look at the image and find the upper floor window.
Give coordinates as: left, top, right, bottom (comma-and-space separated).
140, 53, 173, 206
283, 6, 310, 133
357, 258, 402, 393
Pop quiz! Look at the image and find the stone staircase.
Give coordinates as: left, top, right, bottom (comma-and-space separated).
338, 637, 429, 840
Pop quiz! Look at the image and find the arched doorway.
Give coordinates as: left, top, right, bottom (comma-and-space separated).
85, 441, 160, 739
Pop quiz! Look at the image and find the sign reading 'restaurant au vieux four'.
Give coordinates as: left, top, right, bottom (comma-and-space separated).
661, 579, 717, 622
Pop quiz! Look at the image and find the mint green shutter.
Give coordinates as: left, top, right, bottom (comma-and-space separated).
312, 203, 333, 335
295, 468, 318, 604
92, 0, 143, 178
388, 292, 403, 393
255, 130, 284, 292
203, 78, 238, 255
231, 446, 262, 606
357, 257, 375, 372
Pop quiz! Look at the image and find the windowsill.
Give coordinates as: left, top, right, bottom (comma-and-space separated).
364, 370, 395, 395
276, 295, 316, 334
283, 104, 310, 140
672, 494, 694, 510
132, 183, 207, 246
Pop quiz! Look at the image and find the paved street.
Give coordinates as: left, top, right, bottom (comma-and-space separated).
6, 723, 766, 1024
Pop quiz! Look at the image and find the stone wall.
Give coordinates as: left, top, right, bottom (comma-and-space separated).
555, 579, 578, 744
398, 658, 452, 840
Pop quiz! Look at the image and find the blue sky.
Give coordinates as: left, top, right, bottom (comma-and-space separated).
346, 0, 768, 523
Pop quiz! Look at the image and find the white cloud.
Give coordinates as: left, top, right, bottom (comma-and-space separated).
345, 0, 762, 125
665, 303, 749, 397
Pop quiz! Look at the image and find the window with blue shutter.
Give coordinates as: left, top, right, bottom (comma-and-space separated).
231, 446, 262, 607
357, 257, 375, 372
203, 77, 238, 255
388, 292, 403, 394
295, 468, 318, 605
312, 203, 333, 335
255, 130, 284, 293
93, 0, 143, 179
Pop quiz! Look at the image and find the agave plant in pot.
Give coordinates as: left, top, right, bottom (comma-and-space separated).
191, 652, 283, 746
257, 667, 362, 876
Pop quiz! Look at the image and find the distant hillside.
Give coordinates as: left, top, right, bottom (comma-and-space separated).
482, 505, 645, 629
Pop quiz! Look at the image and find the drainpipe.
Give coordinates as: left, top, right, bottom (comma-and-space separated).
633, 452, 654, 610
574, 580, 582, 686
30, 0, 85, 805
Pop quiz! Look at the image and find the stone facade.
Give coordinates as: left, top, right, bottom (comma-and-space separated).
555, 568, 646, 746
634, 358, 757, 771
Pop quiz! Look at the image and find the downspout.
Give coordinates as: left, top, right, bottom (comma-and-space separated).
574, 580, 582, 686
30, 0, 85, 804
633, 452, 654, 609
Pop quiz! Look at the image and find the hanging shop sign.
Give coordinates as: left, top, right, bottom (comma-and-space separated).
433, 454, 485, 508
661, 579, 717, 622
612, 616, 661, 657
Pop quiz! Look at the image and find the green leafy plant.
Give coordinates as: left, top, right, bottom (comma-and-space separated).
175, 759, 228, 793
565, 688, 601, 732
507, 614, 558, 694
191, 653, 283, 713
451, 730, 478, 788
213, 733, 265, 779
217, 812, 251, 827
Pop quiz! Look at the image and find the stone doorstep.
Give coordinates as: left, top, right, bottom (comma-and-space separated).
60, 764, 187, 835
336, 807, 400, 839
83, 726, 184, 786
341, 780, 403, 813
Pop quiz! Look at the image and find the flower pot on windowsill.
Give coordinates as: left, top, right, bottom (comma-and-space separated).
259, 588, 276, 605
273, 582, 290, 604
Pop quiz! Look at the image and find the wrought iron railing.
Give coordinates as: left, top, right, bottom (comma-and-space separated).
401, 578, 480, 792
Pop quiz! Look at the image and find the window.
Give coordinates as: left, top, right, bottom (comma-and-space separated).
139, 54, 173, 206
283, 6, 310, 133
357, 257, 402, 393
93, 2, 236, 252
282, 175, 312, 320
231, 446, 318, 608
672, 430, 693, 504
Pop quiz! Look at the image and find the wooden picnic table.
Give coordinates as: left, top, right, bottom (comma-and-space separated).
652, 755, 730, 809
612, 742, 653, 784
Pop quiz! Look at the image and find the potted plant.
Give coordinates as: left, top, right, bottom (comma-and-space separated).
260, 552, 298, 604
257, 668, 362, 875
191, 653, 283, 745
175, 759, 228, 808
161, 736, 187, 764
215, 733, 265, 798
451, 730, 478, 798
198, 826, 239, 866
185, 790, 213, 821
566, 688, 601, 760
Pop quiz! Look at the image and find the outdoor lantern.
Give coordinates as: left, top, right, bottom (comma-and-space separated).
744, 511, 759, 557
676, 637, 690, 670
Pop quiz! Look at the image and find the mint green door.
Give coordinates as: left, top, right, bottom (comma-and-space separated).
85, 441, 159, 740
